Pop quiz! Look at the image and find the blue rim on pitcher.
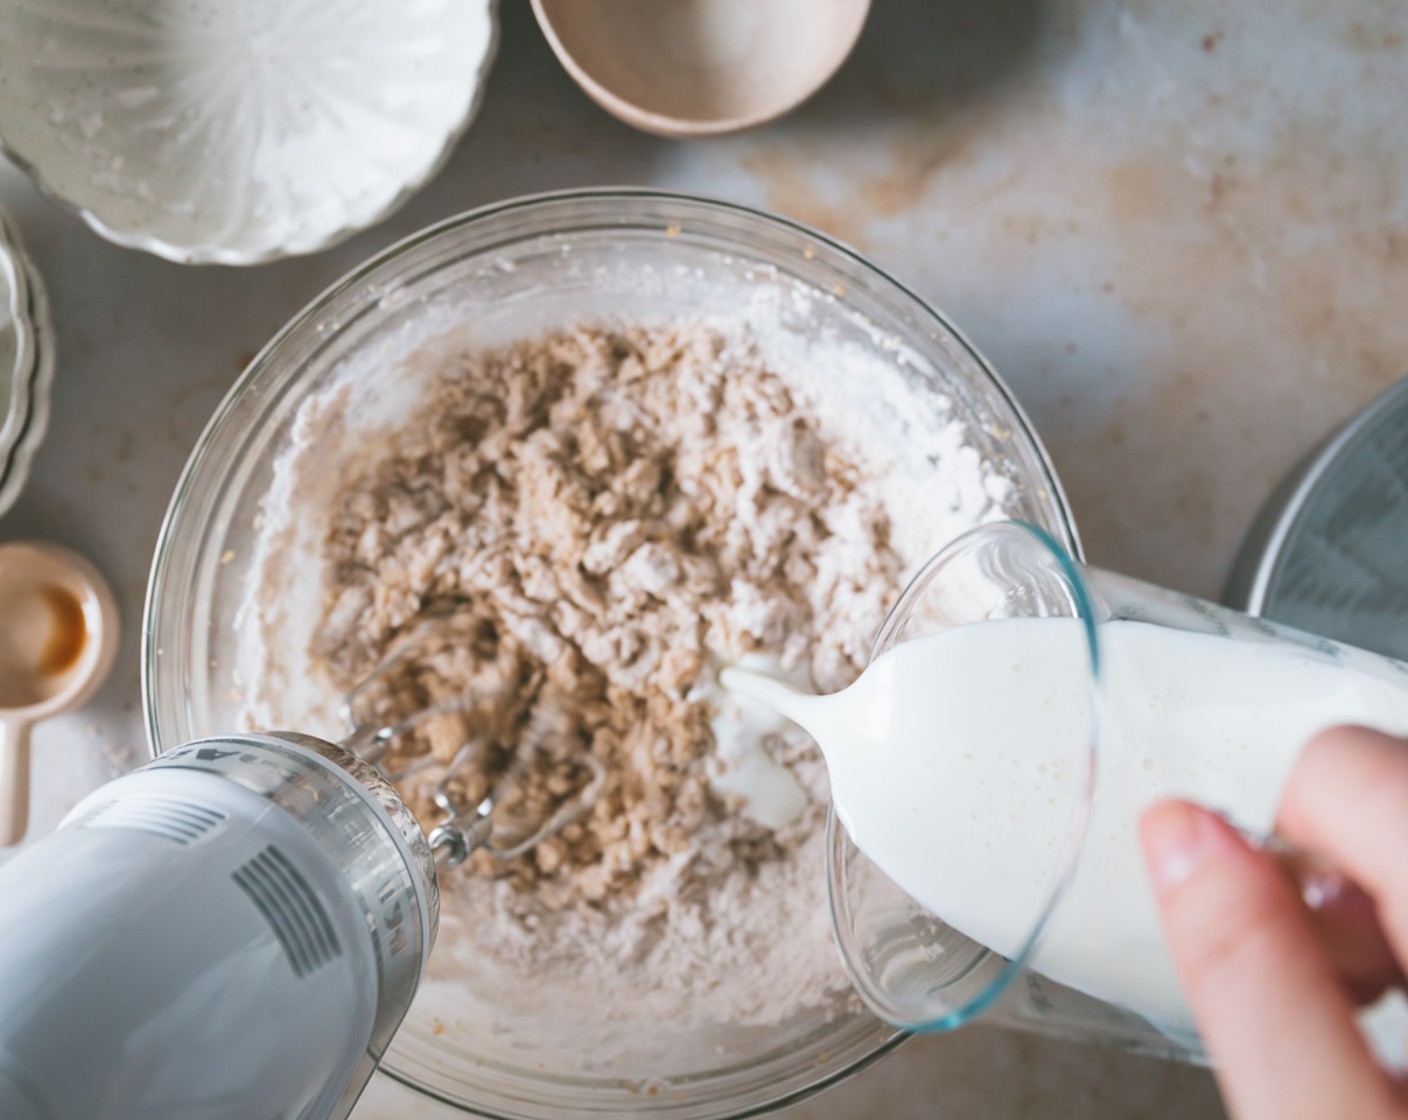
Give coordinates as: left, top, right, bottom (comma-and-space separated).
825, 520, 1102, 1032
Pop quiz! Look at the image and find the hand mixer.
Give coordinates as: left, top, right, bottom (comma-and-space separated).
0, 618, 602, 1120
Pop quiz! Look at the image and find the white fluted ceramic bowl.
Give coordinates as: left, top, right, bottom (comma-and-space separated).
0, 209, 53, 517
0, 0, 499, 265
0, 212, 34, 472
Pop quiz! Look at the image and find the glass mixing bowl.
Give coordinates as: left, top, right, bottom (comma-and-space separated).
144, 189, 1082, 1118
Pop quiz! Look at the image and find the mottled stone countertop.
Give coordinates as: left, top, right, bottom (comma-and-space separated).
5, 0, 1407, 1115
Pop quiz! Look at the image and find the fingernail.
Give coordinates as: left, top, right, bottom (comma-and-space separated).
1141, 800, 1218, 892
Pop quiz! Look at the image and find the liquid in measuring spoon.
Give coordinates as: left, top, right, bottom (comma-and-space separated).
722, 618, 1408, 1032
0, 583, 89, 709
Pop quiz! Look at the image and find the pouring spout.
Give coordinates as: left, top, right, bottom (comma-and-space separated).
718, 665, 822, 730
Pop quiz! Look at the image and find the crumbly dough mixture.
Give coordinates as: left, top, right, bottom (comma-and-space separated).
314, 323, 905, 918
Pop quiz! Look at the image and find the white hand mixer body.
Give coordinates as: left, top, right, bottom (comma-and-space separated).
0, 609, 605, 1119
0, 733, 438, 1120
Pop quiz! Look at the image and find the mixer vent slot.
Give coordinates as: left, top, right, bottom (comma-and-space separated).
232, 846, 341, 979
81, 796, 227, 845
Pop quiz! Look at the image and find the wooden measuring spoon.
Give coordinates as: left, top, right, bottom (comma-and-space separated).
0, 541, 118, 845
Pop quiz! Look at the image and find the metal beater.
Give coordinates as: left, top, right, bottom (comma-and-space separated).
335, 614, 607, 869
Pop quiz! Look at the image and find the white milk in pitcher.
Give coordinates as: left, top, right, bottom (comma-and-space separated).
722, 618, 1408, 1033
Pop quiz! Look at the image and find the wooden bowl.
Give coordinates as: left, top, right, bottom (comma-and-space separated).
532, 0, 870, 137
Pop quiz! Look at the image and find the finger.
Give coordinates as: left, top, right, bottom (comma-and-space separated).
1141, 800, 1401, 1119
1272, 843, 1405, 1004
1302, 876, 1405, 1006
1279, 726, 1408, 965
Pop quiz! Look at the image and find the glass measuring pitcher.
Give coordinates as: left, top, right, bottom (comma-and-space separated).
820, 520, 1408, 1063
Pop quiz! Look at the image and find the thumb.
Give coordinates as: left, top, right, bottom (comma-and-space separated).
1140, 800, 1402, 1120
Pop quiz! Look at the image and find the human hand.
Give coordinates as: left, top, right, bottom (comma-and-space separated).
1140, 725, 1408, 1120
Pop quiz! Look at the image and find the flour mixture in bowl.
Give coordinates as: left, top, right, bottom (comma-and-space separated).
241, 312, 1008, 1071
311, 321, 904, 1031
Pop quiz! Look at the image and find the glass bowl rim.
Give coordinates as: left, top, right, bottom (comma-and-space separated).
140, 186, 1085, 1116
